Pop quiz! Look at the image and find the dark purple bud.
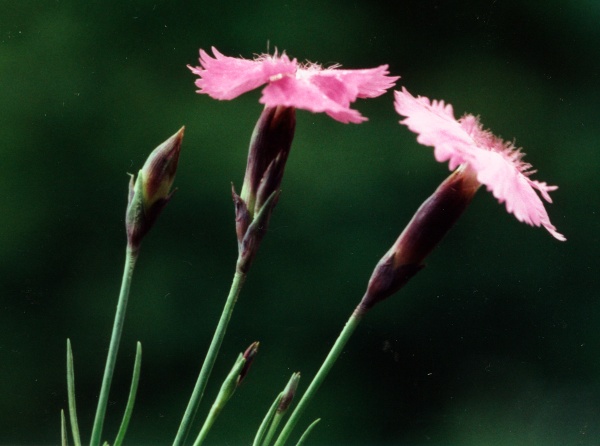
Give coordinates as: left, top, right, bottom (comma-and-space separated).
237, 341, 260, 386
277, 372, 301, 414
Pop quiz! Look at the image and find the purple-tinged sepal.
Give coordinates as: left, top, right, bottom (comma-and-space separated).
232, 184, 251, 248
237, 190, 280, 273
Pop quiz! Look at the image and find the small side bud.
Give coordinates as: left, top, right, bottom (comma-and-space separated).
357, 165, 481, 313
237, 341, 260, 386
126, 127, 184, 251
277, 372, 301, 415
215, 342, 260, 407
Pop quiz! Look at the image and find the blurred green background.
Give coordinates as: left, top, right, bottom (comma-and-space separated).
1, 1, 598, 445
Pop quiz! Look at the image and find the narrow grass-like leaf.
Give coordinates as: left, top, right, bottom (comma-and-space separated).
295, 419, 320, 446
253, 392, 283, 446
66, 339, 82, 446
114, 342, 142, 446
61, 409, 68, 446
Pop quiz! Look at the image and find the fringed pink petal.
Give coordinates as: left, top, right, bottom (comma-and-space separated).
464, 149, 564, 240
189, 47, 397, 123
261, 73, 366, 124
394, 88, 472, 169
188, 47, 296, 100
315, 65, 399, 99
395, 87, 565, 241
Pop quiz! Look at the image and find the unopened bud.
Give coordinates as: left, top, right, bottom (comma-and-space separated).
216, 341, 260, 406
126, 127, 184, 251
357, 165, 481, 313
277, 372, 301, 415
237, 341, 260, 386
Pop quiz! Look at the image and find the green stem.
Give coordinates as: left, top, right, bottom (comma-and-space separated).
261, 411, 284, 446
173, 269, 247, 446
273, 309, 364, 446
90, 247, 139, 446
192, 402, 223, 446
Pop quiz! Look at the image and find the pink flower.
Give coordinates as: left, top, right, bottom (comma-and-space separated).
188, 47, 398, 124
394, 87, 565, 241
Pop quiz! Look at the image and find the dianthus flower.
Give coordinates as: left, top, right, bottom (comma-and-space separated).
189, 47, 398, 124
394, 87, 565, 241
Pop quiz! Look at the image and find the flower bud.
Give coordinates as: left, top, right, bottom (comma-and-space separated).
237, 341, 260, 386
216, 342, 260, 406
277, 372, 301, 415
357, 165, 481, 313
126, 127, 184, 251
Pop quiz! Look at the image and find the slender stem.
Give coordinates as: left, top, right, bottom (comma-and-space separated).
192, 402, 222, 446
261, 411, 283, 446
173, 269, 247, 446
273, 310, 364, 446
90, 247, 139, 446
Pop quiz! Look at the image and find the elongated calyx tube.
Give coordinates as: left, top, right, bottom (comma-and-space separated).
126, 127, 184, 251
357, 165, 481, 314
232, 106, 296, 272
